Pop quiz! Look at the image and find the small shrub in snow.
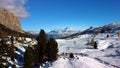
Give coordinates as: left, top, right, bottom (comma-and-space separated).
73, 41, 76, 45
69, 53, 74, 58
106, 34, 109, 38
117, 32, 120, 37
93, 41, 98, 49
12, 64, 16, 68
16, 39, 24, 43
87, 38, 95, 46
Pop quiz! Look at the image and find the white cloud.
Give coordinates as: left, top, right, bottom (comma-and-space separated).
0, 0, 29, 18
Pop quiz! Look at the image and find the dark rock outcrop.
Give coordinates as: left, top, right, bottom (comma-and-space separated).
0, 8, 23, 33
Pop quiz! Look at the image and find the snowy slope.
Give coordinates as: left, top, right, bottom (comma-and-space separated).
3, 33, 120, 68
55, 34, 120, 68
50, 57, 108, 68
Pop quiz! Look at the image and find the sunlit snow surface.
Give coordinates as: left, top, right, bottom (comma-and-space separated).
56, 34, 120, 68
50, 57, 109, 68
13, 34, 120, 68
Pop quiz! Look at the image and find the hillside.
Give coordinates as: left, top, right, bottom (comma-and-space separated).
0, 24, 35, 38
1, 22, 120, 68
55, 34, 120, 68
1, 33, 120, 68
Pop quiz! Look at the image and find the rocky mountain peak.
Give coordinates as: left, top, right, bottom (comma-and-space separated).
0, 8, 23, 33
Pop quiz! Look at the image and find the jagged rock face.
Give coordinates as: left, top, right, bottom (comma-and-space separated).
0, 8, 23, 33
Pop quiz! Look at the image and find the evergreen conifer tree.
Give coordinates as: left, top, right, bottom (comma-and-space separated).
24, 46, 34, 68
37, 29, 48, 63
0, 39, 9, 67
48, 38, 58, 61
33, 45, 39, 65
9, 36, 15, 61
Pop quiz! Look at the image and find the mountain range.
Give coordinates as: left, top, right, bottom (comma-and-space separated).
28, 22, 120, 39
62, 22, 120, 39
47, 27, 80, 38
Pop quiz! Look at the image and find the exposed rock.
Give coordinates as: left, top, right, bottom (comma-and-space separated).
0, 8, 23, 33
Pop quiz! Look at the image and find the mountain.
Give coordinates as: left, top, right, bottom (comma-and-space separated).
47, 27, 80, 38
0, 8, 23, 33
0, 8, 35, 38
62, 22, 120, 39
103, 22, 120, 33
85, 22, 120, 33
27, 31, 39, 36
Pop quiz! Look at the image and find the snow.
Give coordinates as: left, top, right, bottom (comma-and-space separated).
1, 33, 120, 68
50, 57, 109, 68
25, 38, 32, 42
97, 40, 111, 50
54, 33, 120, 68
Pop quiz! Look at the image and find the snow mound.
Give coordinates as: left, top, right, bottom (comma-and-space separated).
97, 40, 111, 50
56, 39, 66, 43
50, 57, 108, 68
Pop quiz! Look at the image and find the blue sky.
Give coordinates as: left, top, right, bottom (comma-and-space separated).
20, 0, 120, 32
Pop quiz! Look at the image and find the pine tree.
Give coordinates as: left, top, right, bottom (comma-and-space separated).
37, 29, 48, 63
33, 45, 39, 65
48, 38, 58, 61
3, 36, 15, 62
9, 36, 15, 61
0, 39, 9, 67
11, 36, 14, 46
24, 46, 34, 68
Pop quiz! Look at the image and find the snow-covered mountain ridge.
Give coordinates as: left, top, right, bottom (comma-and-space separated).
47, 27, 80, 38
27, 27, 80, 38
27, 22, 120, 39
87, 22, 120, 33
62, 22, 120, 39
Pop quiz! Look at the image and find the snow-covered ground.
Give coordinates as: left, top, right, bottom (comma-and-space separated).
6, 33, 120, 68
55, 34, 120, 68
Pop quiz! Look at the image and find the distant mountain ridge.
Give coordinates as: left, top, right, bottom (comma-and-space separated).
62, 22, 120, 39
27, 31, 39, 36
103, 22, 120, 33
27, 22, 120, 39
47, 27, 80, 38
27, 27, 80, 39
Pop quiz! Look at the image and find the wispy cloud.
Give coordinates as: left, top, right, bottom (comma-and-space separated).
0, 0, 29, 18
